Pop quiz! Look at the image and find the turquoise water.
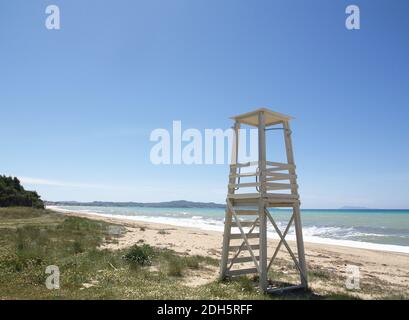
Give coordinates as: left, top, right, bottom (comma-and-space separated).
53, 206, 409, 253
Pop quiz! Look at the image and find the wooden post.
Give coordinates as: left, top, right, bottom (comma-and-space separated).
283, 121, 308, 288
219, 121, 240, 279
258, 111, 268, 292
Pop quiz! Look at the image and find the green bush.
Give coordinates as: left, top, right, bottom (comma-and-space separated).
73, 240, 84, 254
122, 244, 155, 266
0, 175, 44, 209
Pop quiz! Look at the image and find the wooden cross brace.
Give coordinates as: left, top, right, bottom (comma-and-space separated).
265, 208, 307, 284
226, 200, 260, 273
227, 216, 259, 271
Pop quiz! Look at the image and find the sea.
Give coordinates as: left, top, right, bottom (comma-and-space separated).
51, 206, 409, 254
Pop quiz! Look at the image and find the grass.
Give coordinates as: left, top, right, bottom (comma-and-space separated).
0, 207, 267, 299
308, 268, 332, 281
0, 207, 400, 300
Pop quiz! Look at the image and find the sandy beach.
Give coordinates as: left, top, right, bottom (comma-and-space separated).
53, 208, 409, 299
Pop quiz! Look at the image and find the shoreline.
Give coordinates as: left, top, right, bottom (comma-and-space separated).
48, 206, 409, 254
50, 206, 409, 298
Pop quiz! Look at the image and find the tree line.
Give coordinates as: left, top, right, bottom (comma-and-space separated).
0, 175, 44, 209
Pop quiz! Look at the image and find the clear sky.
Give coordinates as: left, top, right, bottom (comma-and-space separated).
1, 0, 408, 208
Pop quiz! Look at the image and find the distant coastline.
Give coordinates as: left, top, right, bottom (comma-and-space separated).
45, 200, 225, 209
45, 200, 409, 211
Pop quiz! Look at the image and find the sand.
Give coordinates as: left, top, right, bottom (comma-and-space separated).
54, 209, 409, 299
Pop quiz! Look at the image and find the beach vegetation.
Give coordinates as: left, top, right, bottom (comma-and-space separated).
0, 207, 402, 300
123, 244, 155, 266
0, 175, 44, 209
163, 255, 184, 277
308, 268, 332, 280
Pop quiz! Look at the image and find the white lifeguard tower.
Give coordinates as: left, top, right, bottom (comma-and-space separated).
219, 108, 308, 293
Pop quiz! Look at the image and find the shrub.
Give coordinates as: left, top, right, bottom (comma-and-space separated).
184, 256, 200, 269
73, 240, 84, 254
123, 244, 155, 266
166, 256, 183, 277
0, 175, 44, 209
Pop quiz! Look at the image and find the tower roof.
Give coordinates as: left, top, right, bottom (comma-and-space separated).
230, 108, 294, 127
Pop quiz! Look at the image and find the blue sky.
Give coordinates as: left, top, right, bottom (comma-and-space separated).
1, 0, 408, 208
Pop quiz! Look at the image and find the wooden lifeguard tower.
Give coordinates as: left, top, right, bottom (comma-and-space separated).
219, 108, 308, 293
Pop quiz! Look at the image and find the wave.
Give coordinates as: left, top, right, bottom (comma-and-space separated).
49, 206, 409, 254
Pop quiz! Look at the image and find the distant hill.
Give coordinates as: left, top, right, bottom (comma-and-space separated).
0, 175, 44, 209
45, 200, 225, 209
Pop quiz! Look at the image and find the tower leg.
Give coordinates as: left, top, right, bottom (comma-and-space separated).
219, 201, 232, 279
258, 199, 268, 292
293, 203, 308, 288
220, 122, 240, 280
257, 109, 268, 292
283, 120, 308, 288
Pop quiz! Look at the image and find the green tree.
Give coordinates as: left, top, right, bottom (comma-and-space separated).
0, 175, 44, 208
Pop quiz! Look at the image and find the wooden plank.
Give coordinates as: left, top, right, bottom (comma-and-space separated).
226, 268, 258, 276
265, 164, 295, 172
267, 183, 293, 188
266, 202, 296, 208
266, 182, 294, 189
266, 174, 297, 181
230, 233, 260, 240
230, 161, 259, 168
231, 108, 293, 126
232, 221, 258, 227
229, 182, 260, 188
230, 172, 258, 178
267, 285, 305, 294
235, 209, 259, 215
229, 244, 260, 251
266, 199, 299, 206
231, 199, 259, 206
266, 161, 288, 167
228, 193, 260, 199
228, 256, 259, 264
267, 193, 298, 199
231, 182, 295, 189
266, 186, 292, 191
233, 203, 259, 208
231, 172, 297, 179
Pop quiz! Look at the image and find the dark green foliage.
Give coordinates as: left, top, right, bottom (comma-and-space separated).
123, 244, 155, 266
0, 175, 44, 209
